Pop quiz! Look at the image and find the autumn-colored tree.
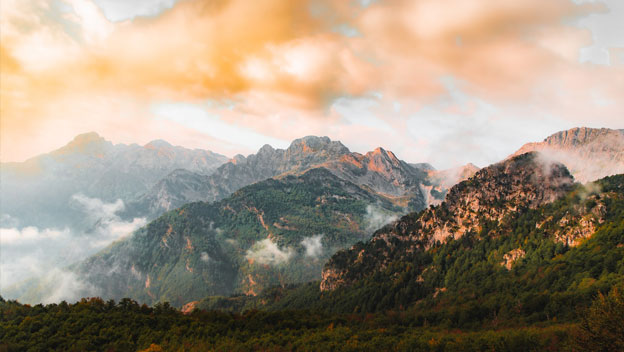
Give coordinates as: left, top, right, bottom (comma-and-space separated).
573, 286, 624, 352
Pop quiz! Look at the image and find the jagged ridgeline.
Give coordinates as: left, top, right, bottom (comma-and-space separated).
16, 168, 404, 306
197, 154, 624, 327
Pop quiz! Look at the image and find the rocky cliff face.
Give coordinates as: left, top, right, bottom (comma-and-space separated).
320, 147, 429, 210
510, 127, 624, 183
320, 152, 574, 291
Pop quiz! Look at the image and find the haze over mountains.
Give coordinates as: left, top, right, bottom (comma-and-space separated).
1, 127, 623, 306
0, 132, 228, 231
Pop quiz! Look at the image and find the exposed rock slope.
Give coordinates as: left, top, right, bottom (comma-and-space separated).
320, 152, 574, 291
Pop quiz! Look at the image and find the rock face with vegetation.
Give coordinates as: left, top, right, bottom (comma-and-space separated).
202, 174, 622, 329
510, 127, 624, 183
320, 147, 429, 210
320, 152, 574, 291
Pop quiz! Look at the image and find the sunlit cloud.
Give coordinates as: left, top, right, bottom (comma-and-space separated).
1, 0, 622, 167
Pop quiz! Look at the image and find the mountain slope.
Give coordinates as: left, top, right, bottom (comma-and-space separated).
198, 171, 623, 329
14, 168, 404, 306
321, 152, 574, 291
510, 127, 624, 183
319, 147, 429, 210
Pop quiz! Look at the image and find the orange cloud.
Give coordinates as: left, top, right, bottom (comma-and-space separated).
1, 0, 622, 162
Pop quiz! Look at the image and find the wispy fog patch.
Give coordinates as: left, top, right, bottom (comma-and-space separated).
72, 194, 124, 220
301, 234, 323, 258
533, 152, 576, 189
533, 148, 624, 184
423, 164, 480, 206
1, 227, 72, 289
245, 239, 293, 265
0, 195, 146, 300
578, 181, 603, 201
71, 194, 147, 245
366, 205, 398, 231
39, 269, 100, 304
0, 227, 70, 245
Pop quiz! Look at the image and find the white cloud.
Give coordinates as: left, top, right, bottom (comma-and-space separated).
366, 205, 398, 231
71, 193, 124, 219
93, 0, 177, 22
64, 0, 113, 44
574, 0, 624, 65
0, 226, 70, 245
301, 234, 323, 258
245, 238, 293, 265
38, 268, 100, 304
534, 148, 624, 184
0, 195, 146, 295
71, 193, 146, 245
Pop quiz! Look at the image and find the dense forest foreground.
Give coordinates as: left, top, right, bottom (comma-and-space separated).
1, 285, 623, 351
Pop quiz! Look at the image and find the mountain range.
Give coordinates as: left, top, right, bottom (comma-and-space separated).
0, 132, 228, 231
2, 127, 623, 309
124, 137, 433, 220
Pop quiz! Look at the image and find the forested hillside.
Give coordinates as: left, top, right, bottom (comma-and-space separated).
14, 168, 403, 306
197, 173, 624, 330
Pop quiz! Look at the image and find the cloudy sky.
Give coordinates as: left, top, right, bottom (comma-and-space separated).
1, 0, 622, 168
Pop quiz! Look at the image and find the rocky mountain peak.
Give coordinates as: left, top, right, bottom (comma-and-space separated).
362, 147, 403, 174
444, 152, 573, 212
287, 136, 350, 156
72, 131, 104, 144
53, 131, 112, 156
144, 139, 173, 149
258, 144, 276, 155
369, 147, 400, 162
230, 154, 246, 164
543, 127, 623, 147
